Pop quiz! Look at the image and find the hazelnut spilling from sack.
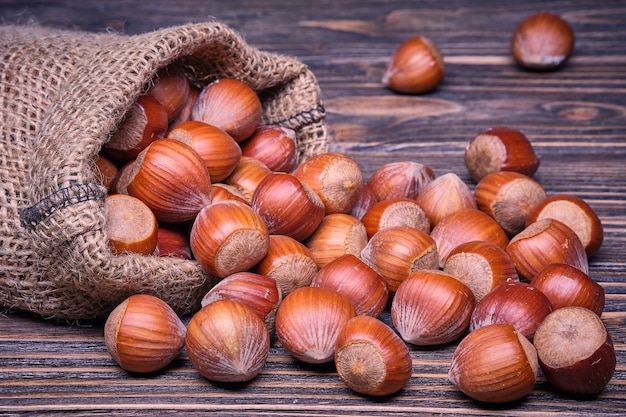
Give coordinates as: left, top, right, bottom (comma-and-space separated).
0, 22, 328, 321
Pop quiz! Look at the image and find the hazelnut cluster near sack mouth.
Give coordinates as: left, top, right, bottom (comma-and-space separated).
101, 11, 614, 405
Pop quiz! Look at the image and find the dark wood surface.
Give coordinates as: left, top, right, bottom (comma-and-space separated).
1, 0, 625, 415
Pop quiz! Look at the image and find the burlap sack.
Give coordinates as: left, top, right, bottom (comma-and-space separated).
0, 22, 328, 321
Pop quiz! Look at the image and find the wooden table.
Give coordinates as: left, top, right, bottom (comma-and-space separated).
1, 0, 625, 415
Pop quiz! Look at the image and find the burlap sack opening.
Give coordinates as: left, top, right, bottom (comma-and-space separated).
0, 22, 328, 321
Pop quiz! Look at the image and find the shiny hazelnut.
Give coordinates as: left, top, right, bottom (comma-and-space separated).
382, 36, 445, 94
201, 271, 282, 336
506, 218, 588, 281
448, 323, 538, 403
186, 299, 270, 382
392, 269, 475, 346
251, 172, 325, 242
443, 240, 519, 302
293, 152, 364, 215
530, 263, 605, 316
367, 161, 435, 201
430, 208, 509, 267
104, 294, 186, 373
533, 306, 616, 394
276, 286, 356, 364
464, 126, 540, 182
225, 156, 272, 203
335, 315, 412, 396
190, 200, 269, 278
311, 254, 388, 318
105, 194, 158, 255
192, 78, 262, 142
511, 12, 575, 70
475, 171, 547, 236
167, 120, 241, 182
126, 138, 212, 223
349, 183, 378, 221
360, 226, 438, 293
305, 213, 368, 268
241, 125, 298, 172
209, 182, 249, 205
415, 172, 477, 227
154, 224, 192, 260
526, 193, 604, 257
147, 67, 191, 123
255, 234, 319, 296
361, 198, 430, 239
104, 95, 168, 163
470, 281, 553, 340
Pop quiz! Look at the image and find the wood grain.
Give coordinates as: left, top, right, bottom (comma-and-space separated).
1, 0, 625, 415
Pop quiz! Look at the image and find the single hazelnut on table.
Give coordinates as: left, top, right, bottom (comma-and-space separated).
254, 234, 319, 297
251, 172, 325, 242
443, 240, 520, 302
190, 200, 269, 278
276, 286, 356, 364
105, 194, 158, 255
103, 94, 169, 163
192, 78, 262, 142
311, 253, 388, 318
530, 263, 605, 316
526, 193, 604, 257
464, 126, 540, 182
474, 171, 547, 237
506, 218, 588, 281
304, 213, 368, 269
511, 12, 575, 70
430, 208, 509, 267
448, 323, 538, 403
335, 315, 413, 397
104, 294, 186, 374
126, 138, 212, 223
186, 299, 270, 382
469, 281, 553, 340
167, 120, 242, 183
391, 269, 475, 346
240, 125, 298, 173
382, 36, 445, 94
360, 226, 439, 294
360, 198, 430, 239
415, 172, 477, 227
293, 152, 364, 215
367, 161, 435, 201
533, 306, 616, 394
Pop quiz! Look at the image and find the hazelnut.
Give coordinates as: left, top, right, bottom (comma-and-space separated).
475, 171, 546, 236
506, 218, 588, 281
335, 315, 412, 396
276, 286, 356, 364
526, 193, 604, 257
105, 194, 158, 255
311, 253, 388, 318
241, 125, 298, 173
147, 67, 191, 123
533, 306, 616, 394
511, 12, 575, 70
464, 126, 540, 182
186, 299, 270, 382
104, 294, 186, 373
367, 161, 435, 201
470, 281, 553, 340
382, 36, 445, 94
349, 183, 378, 221
192, 78, 262, 142
154, 224, 192, 260
448, 323, 538, 403
225, 156, 272, 203
360, 198, 430, 239
530, 263, 605, 316
415, 172, 477, 227
391, 269, 475, 346
304, 213, 368, 269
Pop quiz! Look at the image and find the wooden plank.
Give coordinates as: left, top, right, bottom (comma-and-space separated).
1, 0, 625, 415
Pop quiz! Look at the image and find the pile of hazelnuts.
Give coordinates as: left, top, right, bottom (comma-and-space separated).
100, 11, 615, 405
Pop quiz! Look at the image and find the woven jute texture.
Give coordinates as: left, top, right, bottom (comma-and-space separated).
0, 22, 328, 321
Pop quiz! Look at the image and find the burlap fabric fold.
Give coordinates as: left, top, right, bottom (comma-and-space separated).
0, 22, 328, 321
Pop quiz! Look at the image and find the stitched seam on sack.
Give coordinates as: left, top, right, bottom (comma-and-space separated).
279, 104, 326, 130
19, 183, 106, 228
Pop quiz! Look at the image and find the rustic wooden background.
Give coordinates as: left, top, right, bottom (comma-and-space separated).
1, 0, 625, 415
